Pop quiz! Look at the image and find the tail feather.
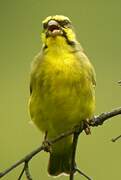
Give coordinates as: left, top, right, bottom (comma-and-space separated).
48, 137, 74, 176
48, 151, 71, 176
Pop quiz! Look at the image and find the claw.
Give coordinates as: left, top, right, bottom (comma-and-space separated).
42, 140, 52, 153
84, 120, 91, 135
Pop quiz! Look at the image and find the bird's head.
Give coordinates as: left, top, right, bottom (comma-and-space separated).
41, 15, 77, 47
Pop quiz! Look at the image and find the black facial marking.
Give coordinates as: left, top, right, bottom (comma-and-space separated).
43, 19, 71, 30
43, 44, 48, 50
66, 40, 75, 46
59, 19, 71, 27
43, 18, 75, 46
62, 30, 75, 46
43, 22, 48, 29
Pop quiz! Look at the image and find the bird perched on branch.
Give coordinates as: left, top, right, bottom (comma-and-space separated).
29, 15, 96, 176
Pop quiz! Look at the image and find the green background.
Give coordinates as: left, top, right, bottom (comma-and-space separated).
0, 0, 121, 179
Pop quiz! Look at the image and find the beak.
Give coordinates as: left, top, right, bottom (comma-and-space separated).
48, 20, 59, 28
47, 20, 63, 37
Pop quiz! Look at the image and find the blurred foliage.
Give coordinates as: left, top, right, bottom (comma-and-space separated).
0, 0, 121, 179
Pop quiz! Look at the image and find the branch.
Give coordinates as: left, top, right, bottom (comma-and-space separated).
75, 168, 92, 180
0, 107, 121, 179
0, 146, 44, 179
18, 161, 32, 180
89, 107, 121, 127
118, 80, 121, 85
111, 134, 121, 142
110, 81, 121, 142
70, 130, 80, 180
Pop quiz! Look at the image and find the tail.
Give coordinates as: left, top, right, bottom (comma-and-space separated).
48, 136, 74, 176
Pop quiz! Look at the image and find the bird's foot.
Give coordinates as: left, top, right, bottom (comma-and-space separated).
84, 120, 91, 135
42, 140, 52, 153
42, 131, 52, 153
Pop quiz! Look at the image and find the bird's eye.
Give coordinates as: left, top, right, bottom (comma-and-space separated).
60, 20, 71, 27
43, 23, 48, 29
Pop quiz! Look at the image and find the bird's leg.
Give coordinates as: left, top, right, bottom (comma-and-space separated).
44, 131, 48, 141
42, 131, 52, 153
84, 120, 91, 135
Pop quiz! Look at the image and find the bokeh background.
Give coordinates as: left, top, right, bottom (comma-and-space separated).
0, 0, 121, 179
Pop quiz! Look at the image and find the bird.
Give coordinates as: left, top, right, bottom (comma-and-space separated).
29, 15, 96, 177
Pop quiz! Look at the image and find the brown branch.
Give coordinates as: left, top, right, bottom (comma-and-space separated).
0, 146, 44, 179
70, 131, 80, 180
18, 165, 25, 180
24, 161, 32, 180
111, 134, 121, 142
110, 81, 121, 142
118, 80, 121, 85
75, 168, 92, 180
0, 107, 121, 179
89, 107, 121, 127
18, 161, 32, 180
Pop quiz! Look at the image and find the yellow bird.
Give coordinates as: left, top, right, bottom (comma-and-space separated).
29, 15, 96, 176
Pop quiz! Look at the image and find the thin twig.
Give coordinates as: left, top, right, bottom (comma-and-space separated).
89, 107, 121, 127
75, 168, 92, 180
0, 146, 44, 178
118, 80, 121, 85
0, 129, 76, 179
111, 134, 121, 142
18, 165, 25, 180
0, 107, 121, 179
24, 161, 32, 180
70, 131, 80, 180
111, 80, 121, 142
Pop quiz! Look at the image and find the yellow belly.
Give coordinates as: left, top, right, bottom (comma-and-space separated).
29, 49, 95, 138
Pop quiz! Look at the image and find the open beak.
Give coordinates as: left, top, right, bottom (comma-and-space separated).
47, 20, 63, 37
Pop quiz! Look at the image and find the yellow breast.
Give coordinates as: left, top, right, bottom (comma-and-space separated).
29, 36, 95, 134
